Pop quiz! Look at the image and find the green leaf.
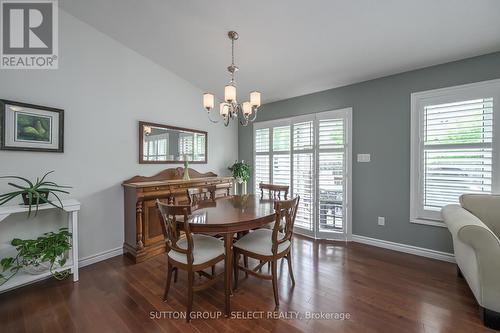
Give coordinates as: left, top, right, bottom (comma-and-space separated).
1, 257, 14, 271
27, 192, 33, 217
37, 171, 54, 186
6, 182, 29, 191
0, 176, 33, 187
11, 238, 22, 246
0, 192, 23, 206
37, 188, 70, 194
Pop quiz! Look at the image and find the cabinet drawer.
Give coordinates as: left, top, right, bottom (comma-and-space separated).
143, 186, 169, 192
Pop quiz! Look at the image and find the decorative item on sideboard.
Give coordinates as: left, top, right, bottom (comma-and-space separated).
0, 171, 71, 217
182, 154, 191, 181
0, 99, 64, 153
229, 160, 250, 195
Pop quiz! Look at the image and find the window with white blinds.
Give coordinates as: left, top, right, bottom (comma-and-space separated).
411, 80, 500, 224
253, 109, 352, 239
254, 128, 271, 192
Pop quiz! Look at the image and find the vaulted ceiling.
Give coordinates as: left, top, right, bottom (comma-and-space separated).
61, 0, 500, 103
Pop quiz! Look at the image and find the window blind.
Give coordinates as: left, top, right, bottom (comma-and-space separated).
422, 98, 493, 210
319, 119, 344, 148
255, 128, 270, 153
293, 153, 313, 230
254, 155, 270, 193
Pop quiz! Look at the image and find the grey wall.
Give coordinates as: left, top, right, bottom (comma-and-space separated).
239, 52, 500, 253
0, 10, 238, 261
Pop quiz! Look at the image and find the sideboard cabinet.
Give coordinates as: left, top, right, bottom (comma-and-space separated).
122, 168, 232, 262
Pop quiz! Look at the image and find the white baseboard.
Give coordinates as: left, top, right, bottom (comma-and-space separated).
78, 246, 123, 268
352, 234, 455, 263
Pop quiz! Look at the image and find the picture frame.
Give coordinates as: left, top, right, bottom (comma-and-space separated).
139, 121, 207, 164
0, 100, 64, 153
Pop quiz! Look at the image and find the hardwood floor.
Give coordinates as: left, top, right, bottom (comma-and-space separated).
0, 236, 494, 333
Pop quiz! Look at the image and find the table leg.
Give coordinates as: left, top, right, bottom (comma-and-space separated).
224, 232, 233, 317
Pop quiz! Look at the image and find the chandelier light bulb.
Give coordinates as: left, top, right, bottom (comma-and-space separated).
220, 102, 229, 117
203, 93, 214, 110
250, 91, 261, 107
242, 102, 252, 116
224, 85, 236, 103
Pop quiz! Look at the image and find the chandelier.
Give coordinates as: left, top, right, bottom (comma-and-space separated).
202, 31, 261, 127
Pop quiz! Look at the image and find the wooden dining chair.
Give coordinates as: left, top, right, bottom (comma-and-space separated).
156, 200, 225, 322
233, 196, 300, 308
186, 186, 216, 206
259, 183, 289, 200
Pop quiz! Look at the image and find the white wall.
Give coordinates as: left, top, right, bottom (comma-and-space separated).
0, 11, 238, 261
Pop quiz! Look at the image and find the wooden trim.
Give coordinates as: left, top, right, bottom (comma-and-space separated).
123, 167, 218, 185
138, 121, 208, 164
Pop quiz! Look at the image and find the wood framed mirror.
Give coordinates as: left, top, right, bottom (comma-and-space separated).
139, 121, 207, 164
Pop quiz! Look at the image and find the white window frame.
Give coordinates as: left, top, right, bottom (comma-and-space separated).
253, 108, 352, 240
410, 79, 500, 227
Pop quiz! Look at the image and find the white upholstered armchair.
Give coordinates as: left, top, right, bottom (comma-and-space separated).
442, 194, 500, 330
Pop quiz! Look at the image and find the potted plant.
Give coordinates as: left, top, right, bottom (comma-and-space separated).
229, 160, 251, 184
0, 228, 72, 285
0, 171, 71, 216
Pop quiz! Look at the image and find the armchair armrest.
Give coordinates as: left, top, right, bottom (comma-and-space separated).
443, 204, 500, 312
458, 223, 500, 313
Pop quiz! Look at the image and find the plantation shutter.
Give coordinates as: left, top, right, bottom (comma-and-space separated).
254, 128, 270, 192
317, 118, 345, 231
292, 120, 314, 230
272, 126, 291, 186
422, 98, 493, 210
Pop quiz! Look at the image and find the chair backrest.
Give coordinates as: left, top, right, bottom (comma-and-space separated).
271, 196, 300, 254
187, 186, 216, 206
214, 183, 232, 198
259, 183, 289, 200
156, 200, 193, 262
460, 194, 500, 238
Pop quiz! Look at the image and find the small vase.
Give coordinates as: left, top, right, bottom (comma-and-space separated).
182, 161, 190, 181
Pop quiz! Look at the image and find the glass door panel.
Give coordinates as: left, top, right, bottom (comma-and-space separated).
293, 152, 314, 232
318, 152, 344, 233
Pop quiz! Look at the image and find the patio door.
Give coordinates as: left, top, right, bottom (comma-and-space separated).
253, 108, 352, 240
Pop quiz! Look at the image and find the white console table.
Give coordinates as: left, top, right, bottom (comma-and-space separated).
0, 199, 80, 293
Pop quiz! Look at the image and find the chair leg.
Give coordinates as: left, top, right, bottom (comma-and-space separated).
211, 265, 215, 276
271, 259, 279, 309
233, 252, 240, 290
186, 270, 194, 322
174, 267, 178, 283
163, 262, 173, 302
286, 252, 295, 286
243, 256, 248, 277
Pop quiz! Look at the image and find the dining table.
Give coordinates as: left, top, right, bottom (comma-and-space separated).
186, 194, 277, 316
